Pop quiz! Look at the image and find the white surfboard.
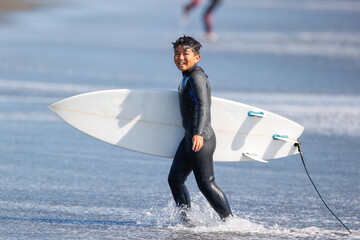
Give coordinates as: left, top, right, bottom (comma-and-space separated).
49, 89, 304, 162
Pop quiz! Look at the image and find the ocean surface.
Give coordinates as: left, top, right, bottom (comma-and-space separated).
0, 0, 359, 239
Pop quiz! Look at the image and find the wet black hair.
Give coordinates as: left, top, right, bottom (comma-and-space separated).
172, 35, 202, 55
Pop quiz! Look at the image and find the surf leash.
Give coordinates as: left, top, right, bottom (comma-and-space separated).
294, 142, 351, 234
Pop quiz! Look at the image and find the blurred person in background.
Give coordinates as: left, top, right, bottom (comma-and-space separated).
181, 0, 222, 42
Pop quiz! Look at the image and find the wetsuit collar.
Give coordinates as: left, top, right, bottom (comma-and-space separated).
182, 64, 198, 76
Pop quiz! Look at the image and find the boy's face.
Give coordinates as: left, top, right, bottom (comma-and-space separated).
174, 45, 201, 72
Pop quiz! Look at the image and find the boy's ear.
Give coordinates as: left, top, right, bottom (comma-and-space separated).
195, 54, 201, 63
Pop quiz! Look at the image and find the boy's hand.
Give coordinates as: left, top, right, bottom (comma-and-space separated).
192, 135, 203, 152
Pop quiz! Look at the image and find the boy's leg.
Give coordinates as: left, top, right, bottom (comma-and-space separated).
190, 135, 232, 219
168, 137, 192, 209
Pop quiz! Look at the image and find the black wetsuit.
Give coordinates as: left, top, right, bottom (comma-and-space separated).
168, 65, 232, 220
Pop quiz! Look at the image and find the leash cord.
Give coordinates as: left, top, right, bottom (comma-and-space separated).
294, 142, 351, 234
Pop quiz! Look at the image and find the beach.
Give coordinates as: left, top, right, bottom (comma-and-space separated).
0, 0, 46, 14
0, 0, 359, 239
0, 0, 51, 24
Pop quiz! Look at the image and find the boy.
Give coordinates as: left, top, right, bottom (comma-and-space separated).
168, 36, 232, 222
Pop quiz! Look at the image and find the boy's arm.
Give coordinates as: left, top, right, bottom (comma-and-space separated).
189, 72, 209, 137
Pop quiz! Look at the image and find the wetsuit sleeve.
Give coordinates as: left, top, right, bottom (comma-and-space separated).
188, 72, 209, 136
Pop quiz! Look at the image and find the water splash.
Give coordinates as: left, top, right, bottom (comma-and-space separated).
141, 193, 357, 239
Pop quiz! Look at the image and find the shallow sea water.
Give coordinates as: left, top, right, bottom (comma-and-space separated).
0, 0, 359, 239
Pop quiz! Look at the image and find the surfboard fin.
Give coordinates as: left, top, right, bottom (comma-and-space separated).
242, 153, 268, 163
247, 111, 264, 118
272, 134, 298, 144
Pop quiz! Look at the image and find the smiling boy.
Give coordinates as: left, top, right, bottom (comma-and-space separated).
168, 36, 233, 222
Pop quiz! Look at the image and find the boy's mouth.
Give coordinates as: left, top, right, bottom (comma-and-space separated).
178, 61, 187, 67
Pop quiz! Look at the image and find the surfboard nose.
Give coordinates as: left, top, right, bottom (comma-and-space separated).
48, 103, 57, 113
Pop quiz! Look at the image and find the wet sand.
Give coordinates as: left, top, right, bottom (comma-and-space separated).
0, 0, 47, 23
0, 0, 45, 12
